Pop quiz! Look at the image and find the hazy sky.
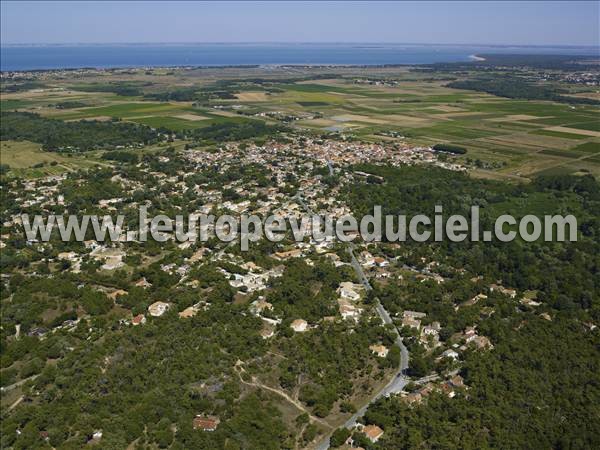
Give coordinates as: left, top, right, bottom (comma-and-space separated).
1, 1, 598, 46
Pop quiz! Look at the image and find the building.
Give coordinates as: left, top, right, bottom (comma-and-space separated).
369, 344, 389, 358
373, 257, 389, 267
450, 375, 465, 388
422, 321, 441, 336
178, 306, 198, 319
250, 299, 273, 316
402, 316, 422, 330
403, 310, 427, 319
148, 301, 171, 317
471, 335, 493, 350
489, 284, 517, 298
272, 249, 302, 260
339, 299, 362, 321
193, 415, 220, 431
363, 424, 384, 443
134, 277, 152, 288
132, 314, 146, 326
290, 319, 308, 332
260, 325, 275, 339
440, 349, 459, 360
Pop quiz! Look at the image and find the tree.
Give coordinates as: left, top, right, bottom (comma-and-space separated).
330, 428, 351, 447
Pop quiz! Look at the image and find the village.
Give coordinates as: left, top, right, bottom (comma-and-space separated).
0, 133, 551, 449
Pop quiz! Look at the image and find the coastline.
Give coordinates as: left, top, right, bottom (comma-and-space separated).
469, 54, 486, 61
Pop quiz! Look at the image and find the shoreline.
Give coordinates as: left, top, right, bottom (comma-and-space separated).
0, 61, 470, 73
469, 54, 486, 61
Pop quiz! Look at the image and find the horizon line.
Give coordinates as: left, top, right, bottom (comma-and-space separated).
2, 41, 599, 48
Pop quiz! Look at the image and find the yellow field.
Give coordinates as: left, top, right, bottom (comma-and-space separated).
544, 126, 600, 138
235, 92, 269, 102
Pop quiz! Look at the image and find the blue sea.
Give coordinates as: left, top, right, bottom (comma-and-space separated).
1, 43, 598, 71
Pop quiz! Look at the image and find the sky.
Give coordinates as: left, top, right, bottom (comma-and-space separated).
1, 1, 599, 47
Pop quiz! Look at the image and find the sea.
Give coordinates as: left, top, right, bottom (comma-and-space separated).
1, 43, 598, 71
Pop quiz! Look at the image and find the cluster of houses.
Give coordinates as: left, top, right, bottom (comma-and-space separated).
403, 374, 466, 405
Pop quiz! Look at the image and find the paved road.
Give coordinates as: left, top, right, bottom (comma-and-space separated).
293, 189, 410, 450
0, 374, 39, 393
313, 233, 410, 450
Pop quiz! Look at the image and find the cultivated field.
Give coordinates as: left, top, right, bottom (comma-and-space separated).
1, 66, 599, 179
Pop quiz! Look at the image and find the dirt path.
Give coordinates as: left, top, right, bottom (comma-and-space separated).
234, 363, 332, 429
7, 395, 24, 411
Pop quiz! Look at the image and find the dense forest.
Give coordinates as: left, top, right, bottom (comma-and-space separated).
0, 112, 160, 152
340, 165, 600, 449
184, 120, 285, 143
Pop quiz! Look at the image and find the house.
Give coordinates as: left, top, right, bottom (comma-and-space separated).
403, 310, 426, 319
273, 249, 302, 260
402, 316, 421, 330
418, 383, 436, 397
422, 321, 441, 336
373, 257, 389, 267
148, 301, 171, 317
489, 284, 517, 298
339, 299, 362, 321
134, 277, 151, 288
193, 415, 220, 431
471, 335, 493, 350
440, 382, 456, 398
520, 297, 541, 307
460, 293, 487, 308
404, 392, 422, 404
28, 327, 48, 338
132, 314, 146, 326
440, 349, 459, 360
359, 252, 376, 267
260, 324, 275, 339
450, 375, 465, 388
250, 299, 273, 315
57, 251, 79, 261
290, 319, 308, 332
369, 344, 389, 358
178, 306, 198, 319
363, 424, 384, 443
464, 326, 477, 342
337, 285, 361, 302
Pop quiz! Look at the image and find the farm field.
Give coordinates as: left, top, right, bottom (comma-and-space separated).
1, 66, 599, 179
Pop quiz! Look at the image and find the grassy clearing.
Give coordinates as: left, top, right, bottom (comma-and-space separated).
1, 140, 101, 177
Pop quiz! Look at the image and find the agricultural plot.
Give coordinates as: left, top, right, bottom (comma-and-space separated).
0, 140, 102, 177
2, 67, 598, 179
51, 102, 187, 120
260, 81, 599, 178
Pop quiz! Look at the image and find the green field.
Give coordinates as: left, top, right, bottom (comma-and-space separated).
0, 140, 103, 177
2, 68, 599, 179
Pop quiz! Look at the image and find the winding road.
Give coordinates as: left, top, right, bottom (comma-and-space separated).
313, 245, 409, 450
293, 181, 410, 450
